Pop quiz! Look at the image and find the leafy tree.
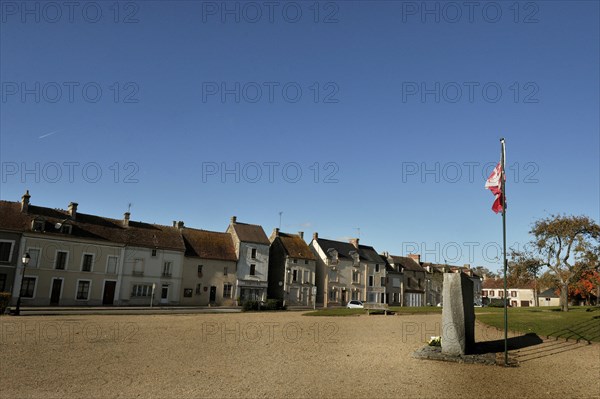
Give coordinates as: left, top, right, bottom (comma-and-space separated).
526, 214, 600, 311
508, 251, 544, 305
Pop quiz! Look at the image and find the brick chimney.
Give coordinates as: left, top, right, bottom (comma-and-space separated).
176, 221, 184, 229
123, 212, 130, 228
408, 254, 421, 264
349, 238, 359, 249
298, 231, 304, 239
230, 216, 237, 224
273, 228, 280, 237
21, 190, 30, 213
68, 202, 78, 220
313, 232, 318, 240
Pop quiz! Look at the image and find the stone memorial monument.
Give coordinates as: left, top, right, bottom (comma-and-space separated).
441, 272, 475, 355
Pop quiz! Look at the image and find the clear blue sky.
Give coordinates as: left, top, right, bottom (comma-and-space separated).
1, 1, 598, 271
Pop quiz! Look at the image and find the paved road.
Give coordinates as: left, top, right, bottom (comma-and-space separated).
9, 306, 314, 316
10, 306, 243, 316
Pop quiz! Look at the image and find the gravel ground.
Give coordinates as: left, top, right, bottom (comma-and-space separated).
1, 312, 598, 398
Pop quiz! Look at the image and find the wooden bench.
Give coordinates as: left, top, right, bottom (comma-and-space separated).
364, 302, 389, 315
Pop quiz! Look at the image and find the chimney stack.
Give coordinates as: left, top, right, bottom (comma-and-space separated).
349, 238, 359, 249
408, 254, 421, 264
176, 221, 184, 229
123, 212, 130, 228
172, 221, 177, 227
230, 216, 237, 224
313, 232, 318, 240
68, 202, 78, 219
298, 231, 304, 239
273, 227, 280, 237
21, 190, 30, 213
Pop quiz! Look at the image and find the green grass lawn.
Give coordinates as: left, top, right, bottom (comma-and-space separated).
303, 306, 600, 343
475, 306, 600, 343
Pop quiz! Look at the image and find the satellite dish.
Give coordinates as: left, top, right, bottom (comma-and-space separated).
55, 223, 62, 230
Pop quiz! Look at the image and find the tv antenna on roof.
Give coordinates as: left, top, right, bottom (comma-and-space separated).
278, 211, 283, 229
127, 203, 132, 213
354, 227, 361, 238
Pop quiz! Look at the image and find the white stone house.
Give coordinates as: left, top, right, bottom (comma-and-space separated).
226, 217, 270, 303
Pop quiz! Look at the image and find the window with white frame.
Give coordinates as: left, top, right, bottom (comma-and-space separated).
223, 283, 233, 298
351, 290, 359, 300
76, 280, 91, 300
0, 240, 14, 262
106, 256, 118, 274
81, 254, 94, 272
375, 263, 380, 273
292, 269, 298, 282
329, 289, 338, 302
303, 270, 309, 284
20, 277, 36, 298
27, 248, 41, 268
163, 261, 172, 277
381, 277, 385, 287
352, 270, 360, 283
131, 284, 152, 297
55, 251, 68, 270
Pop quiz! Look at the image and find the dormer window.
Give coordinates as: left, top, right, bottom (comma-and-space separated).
349, 250, 360, 266
327, 249, 338, 265
32, 219, 45, 232
60, 224, 72, 234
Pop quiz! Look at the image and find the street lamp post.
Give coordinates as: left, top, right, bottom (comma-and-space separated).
14, 252, 31, 316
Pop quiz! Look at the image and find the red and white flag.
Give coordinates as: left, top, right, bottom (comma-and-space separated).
485, 162, 505, 213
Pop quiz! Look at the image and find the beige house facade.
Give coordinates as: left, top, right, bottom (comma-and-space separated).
180, 227, 237, 306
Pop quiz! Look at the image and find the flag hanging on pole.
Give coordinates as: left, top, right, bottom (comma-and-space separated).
485, 162, 506, 213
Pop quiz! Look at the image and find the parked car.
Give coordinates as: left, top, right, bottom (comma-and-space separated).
347, 300, 364, 309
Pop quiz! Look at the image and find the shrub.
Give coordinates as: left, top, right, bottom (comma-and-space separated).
264, 299, 286, 311
488, 298, 510, 308
242, 300, 260, 312
0, 292, 12, 315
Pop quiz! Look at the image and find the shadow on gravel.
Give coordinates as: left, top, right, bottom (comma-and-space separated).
471, 333, 544, 355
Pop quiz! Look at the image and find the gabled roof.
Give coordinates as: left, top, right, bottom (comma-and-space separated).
389, 255, 425, 272
482, 279, 535, 290
230, 222, 270, 245
539, 288, 559, 298
358, 244, 385, 264
0, 200, 185, 251
314, 238, 385, 263
275, 232, 316, 260
182, 228, 237, 261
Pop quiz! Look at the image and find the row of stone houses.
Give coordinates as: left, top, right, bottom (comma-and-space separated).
0, 191, 484, 308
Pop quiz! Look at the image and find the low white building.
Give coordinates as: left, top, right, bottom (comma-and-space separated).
483, 287, 535, 307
